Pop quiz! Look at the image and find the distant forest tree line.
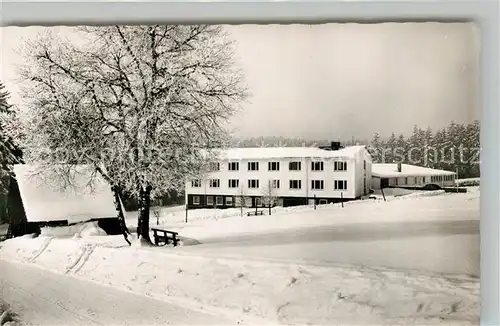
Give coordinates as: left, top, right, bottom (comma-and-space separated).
231, 120, 480, 180
368, 121, 480, 179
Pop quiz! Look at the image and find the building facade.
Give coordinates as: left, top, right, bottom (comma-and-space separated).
185, 144, 372, 209
371, 163, 457, 190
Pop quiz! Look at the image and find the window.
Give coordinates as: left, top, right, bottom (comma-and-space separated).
311, 180, 324, 190
255, 197, 262, 207
404, 177, 408, 184
290, 180, 302, 189
209, 162, 220, 172
206, 196, 214, 206
289, 161, 302, 171
191, 180, 201, 188
311, 161, 324, 171
226, 196, 233, 206
216, 196, 223, 206
209, 179, 220, 188
248, 179, 259, 188
228, 179, 239, 188
193, 196, 200, 205
319, 199, 328, 205
334, 180, 347, 190
228, 162, 239, 171
334, 161, 347, 171
271, 179, 280, 189
268, 161, 280, 171
248, 162, 259, 171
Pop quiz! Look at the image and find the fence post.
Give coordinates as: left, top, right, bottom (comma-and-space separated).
341, 192, 344, 208
314, 194, 317, 210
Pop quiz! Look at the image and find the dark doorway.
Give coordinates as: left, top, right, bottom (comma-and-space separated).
380, 178, 389, 189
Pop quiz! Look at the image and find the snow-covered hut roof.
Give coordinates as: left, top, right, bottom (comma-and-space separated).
372, 163, 457, 178
212, 145, 368, 161
13, 164, 117, 224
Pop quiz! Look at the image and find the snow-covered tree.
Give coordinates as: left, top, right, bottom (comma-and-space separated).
461, 120, 480, 178
384, 133, 397, 163
407, 125, 425, 165
422, 127, 435, 167
235, 184, 247, 217
6, 26, 248, 244
262, 179, 279, 215
394, 134, 408, 163
0, 82, 25, 224
369, 132, 384, 163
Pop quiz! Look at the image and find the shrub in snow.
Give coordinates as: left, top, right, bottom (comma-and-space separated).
79, 222, 107, 237
0, 302, 21, 326
40, 222, 107, 238
456, 178, 480, 187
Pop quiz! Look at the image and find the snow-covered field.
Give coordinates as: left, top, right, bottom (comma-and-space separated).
130, 188, 479, 242
0, 188, 480, 325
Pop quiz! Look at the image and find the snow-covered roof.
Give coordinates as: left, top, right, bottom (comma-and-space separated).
213, 146, 368, 161
372, 163, 456, 178
13, 164, 117, 223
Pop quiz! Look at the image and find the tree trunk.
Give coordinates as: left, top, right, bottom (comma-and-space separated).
111, 185, 131, 245
137, 185, 153, 244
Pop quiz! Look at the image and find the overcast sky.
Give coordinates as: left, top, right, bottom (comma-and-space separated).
0, 23, 480, 140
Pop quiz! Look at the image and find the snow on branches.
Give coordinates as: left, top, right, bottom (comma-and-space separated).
10, 25, 248, 199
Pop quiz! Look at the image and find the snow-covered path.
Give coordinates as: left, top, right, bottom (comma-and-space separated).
0, 260, 235, 325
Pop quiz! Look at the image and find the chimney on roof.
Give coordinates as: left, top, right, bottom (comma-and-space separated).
331, 141, 341, 151
397, 162, 402, 172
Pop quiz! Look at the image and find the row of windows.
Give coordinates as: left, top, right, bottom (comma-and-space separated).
192, 179, 348, 190
387, 174, 455, 186
211, 160, 349, 172
192, 195, 261, 206
192, 195, 336, 207
193, 195, 231, 206
431, 175, 455, 182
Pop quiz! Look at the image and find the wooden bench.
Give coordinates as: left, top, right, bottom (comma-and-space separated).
246, 210, 264, 216
151, 227, 179, 247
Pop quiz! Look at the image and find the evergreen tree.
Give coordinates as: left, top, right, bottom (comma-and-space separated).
384, 133, 397, 163
432, 127, 450, 171
0, 82, 24, 223
461, 120, 480, 178
369, 132, 384, 163
422, 127, 435, 168
407, 125, 424, 165
394, 134, 408, 163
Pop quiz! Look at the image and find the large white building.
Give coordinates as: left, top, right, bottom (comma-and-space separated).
185, 143, 372, 209
371, 163, 457, 190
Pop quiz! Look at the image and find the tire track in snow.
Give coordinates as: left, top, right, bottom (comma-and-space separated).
28, 237, 53, 263
66, 244, 96, 274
